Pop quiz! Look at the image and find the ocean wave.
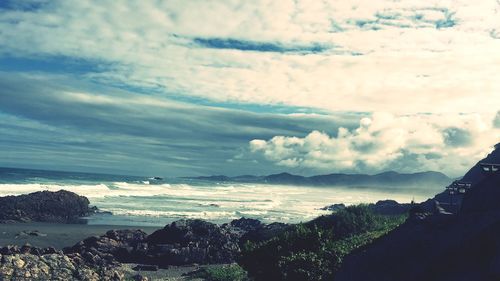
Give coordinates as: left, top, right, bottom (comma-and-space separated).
104, 208, 239, 220
0, 181, 424, 224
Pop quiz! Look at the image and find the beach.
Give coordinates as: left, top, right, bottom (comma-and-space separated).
0, 222, 159, 249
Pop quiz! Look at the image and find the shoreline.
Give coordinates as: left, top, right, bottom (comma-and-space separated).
0, 221, 160, 249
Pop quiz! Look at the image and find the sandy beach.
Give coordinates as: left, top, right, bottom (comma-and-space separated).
0, 222, 160, 249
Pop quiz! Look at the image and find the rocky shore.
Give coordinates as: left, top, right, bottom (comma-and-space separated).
0, 212, 288, 280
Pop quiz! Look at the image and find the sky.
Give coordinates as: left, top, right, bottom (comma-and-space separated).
0, 0, 499, 177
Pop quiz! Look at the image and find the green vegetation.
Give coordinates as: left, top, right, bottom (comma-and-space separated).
238, 205, 406, 281
190, 264, 249, 281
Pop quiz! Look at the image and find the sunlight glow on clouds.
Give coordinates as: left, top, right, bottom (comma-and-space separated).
250, 113, 500, 176
0, 0, 498, 175
0, 0, 498, 114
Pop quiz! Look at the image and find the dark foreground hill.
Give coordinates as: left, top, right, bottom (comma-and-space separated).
337, 143, 500, 281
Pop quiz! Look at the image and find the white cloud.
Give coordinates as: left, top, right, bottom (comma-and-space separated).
1, 1, 499, 175
249, 112, 500, 176
0, 0, 498, 115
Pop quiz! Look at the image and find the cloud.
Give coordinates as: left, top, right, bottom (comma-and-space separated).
249, 112, 500, 176
0, 0, 498, 114
494, 111, 500, 128
0, 0, 498, 176
192, 38, 331, 54
0, 73, 358, 175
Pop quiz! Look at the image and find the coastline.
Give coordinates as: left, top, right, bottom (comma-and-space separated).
0, 222, 159, 249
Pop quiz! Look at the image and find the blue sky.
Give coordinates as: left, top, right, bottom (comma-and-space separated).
0, 0, 499, 177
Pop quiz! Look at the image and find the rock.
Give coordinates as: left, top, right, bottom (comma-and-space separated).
146, 219, 240, 266
229, 217, 263, 232
239, 222, 289, 244
370, 200, 412, 215
0, 246, 124, 280
132, 274, 149, 281
132, 264, 158, 271
13, 256, 25, 268
15, 230, 47, 238
65, 229, 148, 265
320, 203, 346, 211
0, 190, 95, 223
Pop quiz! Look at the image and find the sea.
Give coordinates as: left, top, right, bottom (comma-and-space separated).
0, 167, 432, 227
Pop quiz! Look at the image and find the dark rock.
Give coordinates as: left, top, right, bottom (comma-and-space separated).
65, 229, 148, 265
15, 230, 47, 238
370, 200, 412, 215
320, 203, 346, 211
146, 219, 240, 266
132, 274, 149, 281
0, 190, 94, 223
229, 217, 263, 232
239, 222, 289, 244
133, 264, 158, 271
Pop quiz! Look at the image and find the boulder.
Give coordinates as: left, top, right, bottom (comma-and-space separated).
146, 219, 240, 266
0, 190, 94, 223
0, 245, 123, 280
65, 229, 148, 265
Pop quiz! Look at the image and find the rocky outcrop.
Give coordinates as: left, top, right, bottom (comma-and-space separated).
0, 245, 124, 280
64, 229, 149, 265
321, 200, 413, 216
63, 218, 288, 269
0, 190, 95, 223
320, 203, 346, 212
146, 219, 240, 266
370, 200, 413, 215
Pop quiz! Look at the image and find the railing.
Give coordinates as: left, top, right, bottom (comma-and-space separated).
479, 163, 500, 174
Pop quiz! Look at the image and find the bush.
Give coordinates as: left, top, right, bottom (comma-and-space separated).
191, 264, 249, 281
239, 205, 405, 281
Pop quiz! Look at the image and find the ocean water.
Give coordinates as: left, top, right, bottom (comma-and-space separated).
0, 167, 431, 226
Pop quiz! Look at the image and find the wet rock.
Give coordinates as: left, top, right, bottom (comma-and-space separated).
0, 190, 94, 223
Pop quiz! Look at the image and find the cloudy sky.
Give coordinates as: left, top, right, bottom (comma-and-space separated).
0, 0, 499, 177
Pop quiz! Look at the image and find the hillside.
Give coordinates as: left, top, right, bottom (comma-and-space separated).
336, 143, 500, 281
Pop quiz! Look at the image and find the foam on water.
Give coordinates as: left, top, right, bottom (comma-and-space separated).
0, 177, 430, 226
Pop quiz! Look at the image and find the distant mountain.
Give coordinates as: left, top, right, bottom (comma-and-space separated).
186, 170, 452, 189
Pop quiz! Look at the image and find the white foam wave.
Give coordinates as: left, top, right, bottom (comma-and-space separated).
0, 181, 428, 224
105, 208, 239, 220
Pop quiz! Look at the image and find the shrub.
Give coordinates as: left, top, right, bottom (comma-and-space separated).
239, 205, 405, 281
191, 264, 249, 281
